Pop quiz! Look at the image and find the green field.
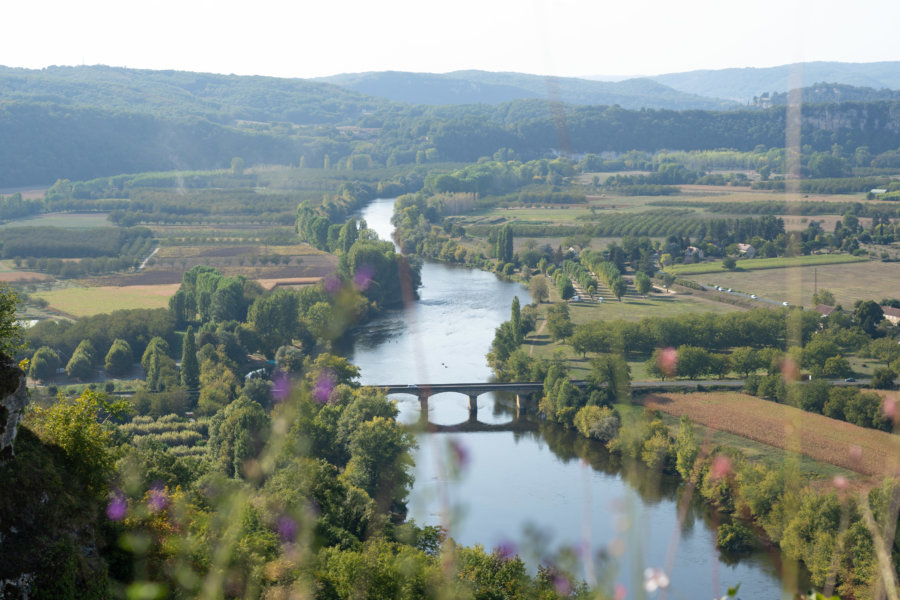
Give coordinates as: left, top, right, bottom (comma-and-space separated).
1, 212, 113, 229
691, 259, 900, 306
666, 253, 868, 276
33, 284, 178, 317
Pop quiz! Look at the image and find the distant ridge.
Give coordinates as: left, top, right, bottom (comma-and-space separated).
649, 61, 900, 103
315, 70, 737, 111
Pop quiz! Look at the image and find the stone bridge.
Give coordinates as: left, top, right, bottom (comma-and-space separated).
364, 381, 591, 418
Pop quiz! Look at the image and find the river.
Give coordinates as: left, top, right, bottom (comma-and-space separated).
348, 198, 797, 599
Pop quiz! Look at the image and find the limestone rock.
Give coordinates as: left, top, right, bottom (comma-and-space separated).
0, 354, 28, 462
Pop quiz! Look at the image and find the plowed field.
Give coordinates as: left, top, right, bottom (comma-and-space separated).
636, 391, 900, 477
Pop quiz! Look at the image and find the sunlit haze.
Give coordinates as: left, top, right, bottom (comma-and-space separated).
5, 0, 899, 79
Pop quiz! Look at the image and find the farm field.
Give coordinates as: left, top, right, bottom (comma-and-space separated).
666, 253, 868, 276
615, 402, 855, 480
0, 212, 112, 229
636, 391, 900, 478
33, 284, 180, 317
691, 259, 900, 306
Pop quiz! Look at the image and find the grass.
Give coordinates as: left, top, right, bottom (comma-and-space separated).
0, 212, 112, 229
522, 287, 740, 379
690, 259, 900, 306
33, 284, 179, 317
635, 391, 900, 478
665, 253, 868, 276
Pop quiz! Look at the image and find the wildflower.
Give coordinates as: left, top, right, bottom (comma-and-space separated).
106, 493, 127, 521
353, 264, 374, 291
644, 567, 670, 592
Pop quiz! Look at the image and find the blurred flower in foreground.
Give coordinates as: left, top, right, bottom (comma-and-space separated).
323, 273, 341, 294
312, 369, 336, 404
353, 264, 374, 291
614, 583, 627, 600
882, 396, 897, 420
709, 455, 732, 481
278, 516, 298, 543
147, 486, 169, 513
643, 567, 670, 592
106, 493, 127, 521
448, 438, 470, 472
495, 541, 517, 560
656, 347, 678, 378
833, 475, 848, 491
271, 370, 290, 402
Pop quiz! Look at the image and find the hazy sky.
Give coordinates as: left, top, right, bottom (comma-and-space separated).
5, 0, 899, 79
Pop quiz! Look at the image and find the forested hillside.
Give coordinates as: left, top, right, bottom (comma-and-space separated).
317, 70, 737, 110
5, 65, 900, 188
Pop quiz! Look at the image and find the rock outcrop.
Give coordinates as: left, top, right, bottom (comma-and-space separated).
0, 354, 27, 462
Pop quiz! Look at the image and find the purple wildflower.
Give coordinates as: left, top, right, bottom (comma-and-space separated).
271, 370, 291, 402
353, 264, 374, 291
278, 516, 298, 543
323, 273, 341, 294
448, 438, 470, 471
106, 493, 127, 521
494, 541, 517, 560
313, 369, 336, 404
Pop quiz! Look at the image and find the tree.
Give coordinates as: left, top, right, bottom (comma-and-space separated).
208, 396, 270, 478
811, 289, 835, 306
230, 156, 245, 175
675, 415, 699, 480
510, 296, 522, 344
27, 390, 127, 493
610, 277, 627, 302
722, 256, 737, 271
871, 367, 897, 390
29, 346, 60, 381
104, 338, 133, 377
853, 300, 883, 336
248, 289, 300, 356
65, 341, 95, 381
343, 416, 415, 513
634, 271, 652, 296
495, 224, 514, 264
546, 303, 573, 341
676, 346, 710, 379
0, 284, 23, 357
181, 326, 200, 390
529, 275, 549, 304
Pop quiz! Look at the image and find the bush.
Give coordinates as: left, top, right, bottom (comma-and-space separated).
717, 522, 755, 552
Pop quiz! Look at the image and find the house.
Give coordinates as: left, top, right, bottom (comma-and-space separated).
815, 304, 836, 318
881, 306, 900, 326
736, 243, 756, 258
684, 246, 704, 263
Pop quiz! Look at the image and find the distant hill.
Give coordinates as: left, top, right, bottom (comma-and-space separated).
316, 70, 738, 111
650, 61, 900, 103
760, 82, 900, 106
0, 65, 385, 125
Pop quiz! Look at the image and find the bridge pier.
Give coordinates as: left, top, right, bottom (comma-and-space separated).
467, 394, 478, 420
419, 394, 430, 424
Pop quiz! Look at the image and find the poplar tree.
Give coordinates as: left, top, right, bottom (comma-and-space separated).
181, 326, 200, 390
511, 296, 522, 344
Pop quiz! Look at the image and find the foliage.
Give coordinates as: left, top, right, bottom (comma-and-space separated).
27, 389, 128, 493
104, 338, 133, 377
0, 284, 24, 356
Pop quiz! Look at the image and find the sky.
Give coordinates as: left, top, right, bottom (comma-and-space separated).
4, 0, 899, 80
